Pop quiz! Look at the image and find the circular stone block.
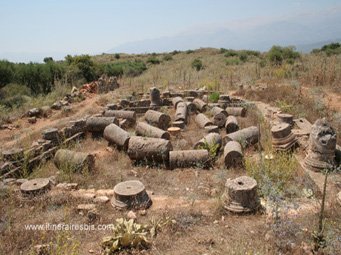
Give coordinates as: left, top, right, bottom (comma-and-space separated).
168, 127, 181, 136
222, 176, 260, 213
20, 178, 51, 196
111, 180, 152, 210
271, 123, 292, 139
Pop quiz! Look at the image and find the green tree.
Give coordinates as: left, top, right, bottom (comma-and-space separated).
0, 60, 15, 89
267, 45, 300, 65
191, 58, 203, 71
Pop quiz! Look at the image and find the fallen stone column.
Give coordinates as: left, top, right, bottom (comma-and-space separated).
144, 110, 171, 130
175, 102, 188, 124
223, 141, 243, 168
172, 97, 184, 109
103, 110, 136, 125
184, 90, 198, 98
224, 126, 259, 148
169, 150, 210, 169
85, 116, 119, 133
54, 149, 95, 172
211, 106, 227, 128
104, 124, 131, 151
218, 95, 231, 108
193, 98, 208, 112
150, 87, 162, 107
186, 102, 197, 115
225, 116, 239, 134
127, 136, 173, 165
136, 122, 170, 140
195, 113, 213, 128
194, 133, 222, 154
225, 107, 246, 117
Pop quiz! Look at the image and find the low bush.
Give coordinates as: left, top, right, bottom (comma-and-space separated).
146, 57, 161, 65
191, 58, 203, 71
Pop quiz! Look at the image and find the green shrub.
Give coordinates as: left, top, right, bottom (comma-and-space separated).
0, 60, 15, 89
102, 60, 147, 77
114, 53, 120, 59
171, 50, 181, 55
267, 46, 300, 65
209, 92, 220, 103
225, 57, 241, 65
191, 58, 203, 71
224, 49, 238, 57
186, 50, 194, 54
163, 54, 173, 61
239, 52, 248, 62
312, 42, 341, 56
245, 152, 297, 197
146, 57, 160, 65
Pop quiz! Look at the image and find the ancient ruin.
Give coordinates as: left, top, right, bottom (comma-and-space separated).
111, 180, 152, 209
222, 176, 260, 213
304, 118, 337, 172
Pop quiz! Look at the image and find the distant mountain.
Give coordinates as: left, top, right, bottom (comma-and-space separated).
109, 10, 341, 54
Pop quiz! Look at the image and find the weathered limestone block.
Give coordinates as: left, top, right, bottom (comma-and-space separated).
136, 122, 170, 140
175, 102, 188, 124
150, 87, 162, 107
144, 110, 171, 130
172, 97, 184, 109
54, 149, 95, 172
225, 116, 239, 134
104, 124, 131, 151
304, 118, 337, 171
193, 98, 208, 112
222, 176, 260, 213
127, 136, 173, 164
223, 141, 243, 168
224, 126, 259, 148
169, 150, 210, 169
211, 106, 228, 128
85, 116, 119, 133
194, 133, 222, 154
225, 107, 246, 117
195, 113, 213, 128
103, 110, 136, 126
271, 123, 297, 152
111, 180, 152, 209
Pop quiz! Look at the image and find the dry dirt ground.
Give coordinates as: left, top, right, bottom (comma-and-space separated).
0, 87, 340, 255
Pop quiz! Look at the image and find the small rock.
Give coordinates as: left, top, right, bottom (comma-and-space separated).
28, 117, 37, 124
127, 210, 137, 220
87, 210, 99, 222
96, 189, 114, 197
93, 196, 109, 204
210, 188, 218, 197
16, 179, 28, 185
3, 178, 16, 185
77, 204, 96, 213
34, 244, 50, 255
48, 176, 57, 185
139, 209, 147, 216
337, 191, 341, 206
106, 147, 113, 152
88, 249, 94, 254
213, 220, 218, 224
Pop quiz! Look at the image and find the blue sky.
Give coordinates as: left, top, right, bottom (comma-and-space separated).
0, 0, 340, 62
